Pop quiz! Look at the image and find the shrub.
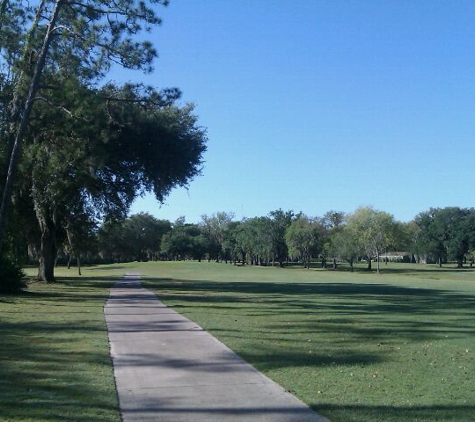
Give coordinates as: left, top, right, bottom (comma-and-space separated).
0, 255, 27, 293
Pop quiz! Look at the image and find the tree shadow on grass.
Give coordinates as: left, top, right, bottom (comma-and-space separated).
16, 276, 120, 302
143, 277, 475, 316
332, 264, 475, 274
0, 284, 120, 421
87, 264, 131, 271
0, 325, 120, 421
240, 347, 384, 372
142, 276, 475, 359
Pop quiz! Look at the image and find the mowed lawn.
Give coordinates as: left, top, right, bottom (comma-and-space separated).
138, 261, 475, 422
1, 261, 475, 422
0, 269, 121, 422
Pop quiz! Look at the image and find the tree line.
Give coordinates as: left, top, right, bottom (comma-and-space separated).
43, 206, 475, 274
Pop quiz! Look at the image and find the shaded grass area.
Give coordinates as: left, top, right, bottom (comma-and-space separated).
0, 270, 121, 422
136, 261, 475, 422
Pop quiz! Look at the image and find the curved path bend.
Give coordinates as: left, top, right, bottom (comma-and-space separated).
105, 273, 329, 422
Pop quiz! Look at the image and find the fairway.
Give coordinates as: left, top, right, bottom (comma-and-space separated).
138, 261, 475, 422
2, 262, 475, 422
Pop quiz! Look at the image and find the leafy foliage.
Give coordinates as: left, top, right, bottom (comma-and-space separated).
414, 207, 475, 267
1, 0, 208, 280
161, 219, 208, 261
344, 206, 399, 272
200, 212, 235, 262
98, 213, 171, 262
285, 215, 325, 268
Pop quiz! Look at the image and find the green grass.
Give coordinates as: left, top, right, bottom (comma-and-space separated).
3, 261, 475, 422
0, 269, 121, 422
136, 261, 475, 422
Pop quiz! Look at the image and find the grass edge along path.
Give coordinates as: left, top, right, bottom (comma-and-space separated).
136, 261, 475, 422
0, 269, 121, 422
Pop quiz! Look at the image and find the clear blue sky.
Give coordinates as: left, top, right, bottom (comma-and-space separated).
122, 0, 475, 223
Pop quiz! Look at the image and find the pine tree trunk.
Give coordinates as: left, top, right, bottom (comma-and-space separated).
0, 0, 63, 256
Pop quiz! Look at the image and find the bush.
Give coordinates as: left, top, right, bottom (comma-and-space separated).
0, 255, 27, 293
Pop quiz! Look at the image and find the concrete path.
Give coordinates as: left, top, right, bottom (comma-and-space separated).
104, 274, 329, 422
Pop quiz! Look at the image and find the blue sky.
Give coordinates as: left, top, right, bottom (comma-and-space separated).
123, 0, 475, 223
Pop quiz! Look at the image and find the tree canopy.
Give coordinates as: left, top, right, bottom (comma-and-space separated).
0, 1, 207, 283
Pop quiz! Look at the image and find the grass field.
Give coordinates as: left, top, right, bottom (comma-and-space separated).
139, 261, 475, 422
2, 261, 475, 421
0, 270, 120, 422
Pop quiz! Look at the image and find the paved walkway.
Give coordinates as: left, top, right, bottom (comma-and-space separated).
104, 274, 329, 422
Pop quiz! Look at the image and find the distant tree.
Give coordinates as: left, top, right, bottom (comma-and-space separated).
438, 208, 475, 268
200, 212, 235, 262
221, 221, 241, 264
323, 210, 346, 269
232, 221, 250, 264
268, 209, 294, 266
64, 210, 97, 275
98, 214, 171, 262
233, 217, 277, 266
123, 213, 171, 261
161, 219, 206, 261
323, 210, 346, 232
250, 217, 274, 265
394, 221, 416, 251
413, 210, 445, 265
414, 207, 475, 267
345, 206, 399, 273
233, 218, 257, 265
285, 215, 324, 269
329, 227, 361, 272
